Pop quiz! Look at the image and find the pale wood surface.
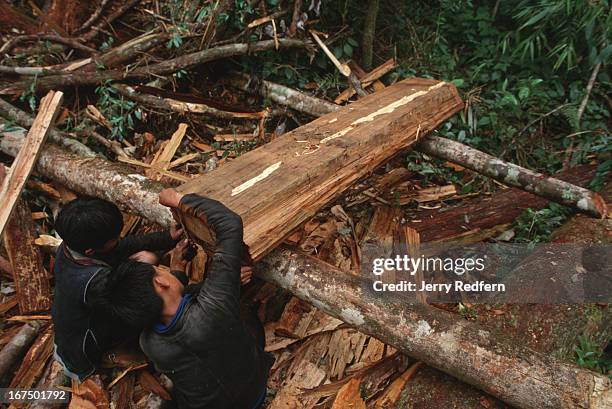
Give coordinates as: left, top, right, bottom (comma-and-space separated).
0, 90, 63, 236
177, 78, 463, 260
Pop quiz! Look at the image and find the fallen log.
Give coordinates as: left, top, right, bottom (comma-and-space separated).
228, 74, 339, 117
257, 248, 611, 409
1, 39, 306, 94
2, 124, 610, 409
0, 321, 45, 382
0, 96, 96, 157
177, 78, 463, 260
234, 77, 606, 219
112, 84, 268, 120
417, 135, 607, 218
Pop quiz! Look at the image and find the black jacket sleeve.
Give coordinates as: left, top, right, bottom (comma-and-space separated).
178, 194, 243, 308
113, 231, 178, 260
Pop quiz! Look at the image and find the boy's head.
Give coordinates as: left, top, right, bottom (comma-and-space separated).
55, 197, 124, 255
111, 261, 185, 329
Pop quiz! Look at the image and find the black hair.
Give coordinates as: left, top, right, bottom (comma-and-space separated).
55, 197, 124, 253
109, 260, 162, 330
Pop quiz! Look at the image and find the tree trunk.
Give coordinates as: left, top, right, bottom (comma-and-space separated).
257, 248, 610, 409
1, 128, 610, 409
417, 136, 607, 218
0, 97, 96, 158
361, 0, 380, 71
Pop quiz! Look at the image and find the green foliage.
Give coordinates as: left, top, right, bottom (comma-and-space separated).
509, 0, 611, 72
574, 336, 611, 375
458, 302, 478, 320
19, 78, 38, 112
95, 82, 141, 140
99, 36, 114, 52
511, 203, 571, 243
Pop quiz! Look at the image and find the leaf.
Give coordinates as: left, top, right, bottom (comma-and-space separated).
343, 43, 353, 57
518, 86, 530, 100
451, 78, 465, 87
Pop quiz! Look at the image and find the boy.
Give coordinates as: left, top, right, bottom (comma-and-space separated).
110, 189, 273, 409
52, 197, 182, 381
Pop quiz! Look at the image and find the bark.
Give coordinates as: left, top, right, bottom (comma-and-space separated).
288, 0, 303, 37
0, 97, 96, 158
257, 248, 611, 409
417, 136, 607, 218
29, 361, 65, 409
1, 132, 610, 408
1, 39, 306, 94
79, 0, 141, 42
0, 321, 45, 382
361, 0, 380, 71
0, 2, 40, 34
112, 84, 267, 119
76, 0, 111, 33
86, 32, 170, 70
0, 66, 65, 75
0, 34, 97, 55
9, 325, 54, 388
409, 164, 600, 243
228, 75, 343, 120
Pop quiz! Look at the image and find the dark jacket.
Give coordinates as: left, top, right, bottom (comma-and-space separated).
52, 231, 176, 380
140, 194, 273, 409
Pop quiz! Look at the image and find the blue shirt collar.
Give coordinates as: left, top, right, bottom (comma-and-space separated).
154, 294, 193, 334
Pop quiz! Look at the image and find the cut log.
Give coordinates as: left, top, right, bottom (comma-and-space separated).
2, 133, 610, 409
176, 78, 463, 260
417, 135, 607, 218
0, 90, 63, 236
257, 248, 611, 409
0, 321, 44, 382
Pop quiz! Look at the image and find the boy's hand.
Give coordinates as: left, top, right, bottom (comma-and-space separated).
159, 188, 184, 209
170, 222, 184, 240
170, 239, 190, 272
240, 266, 253, 285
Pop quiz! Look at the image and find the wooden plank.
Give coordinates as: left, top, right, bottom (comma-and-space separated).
1, 166, 52, 314
0, 90, 63, 236
145, 123, 188, 181
177, 78, 463, 260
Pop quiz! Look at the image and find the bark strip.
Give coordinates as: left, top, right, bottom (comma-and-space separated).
417, 136, 607, 218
